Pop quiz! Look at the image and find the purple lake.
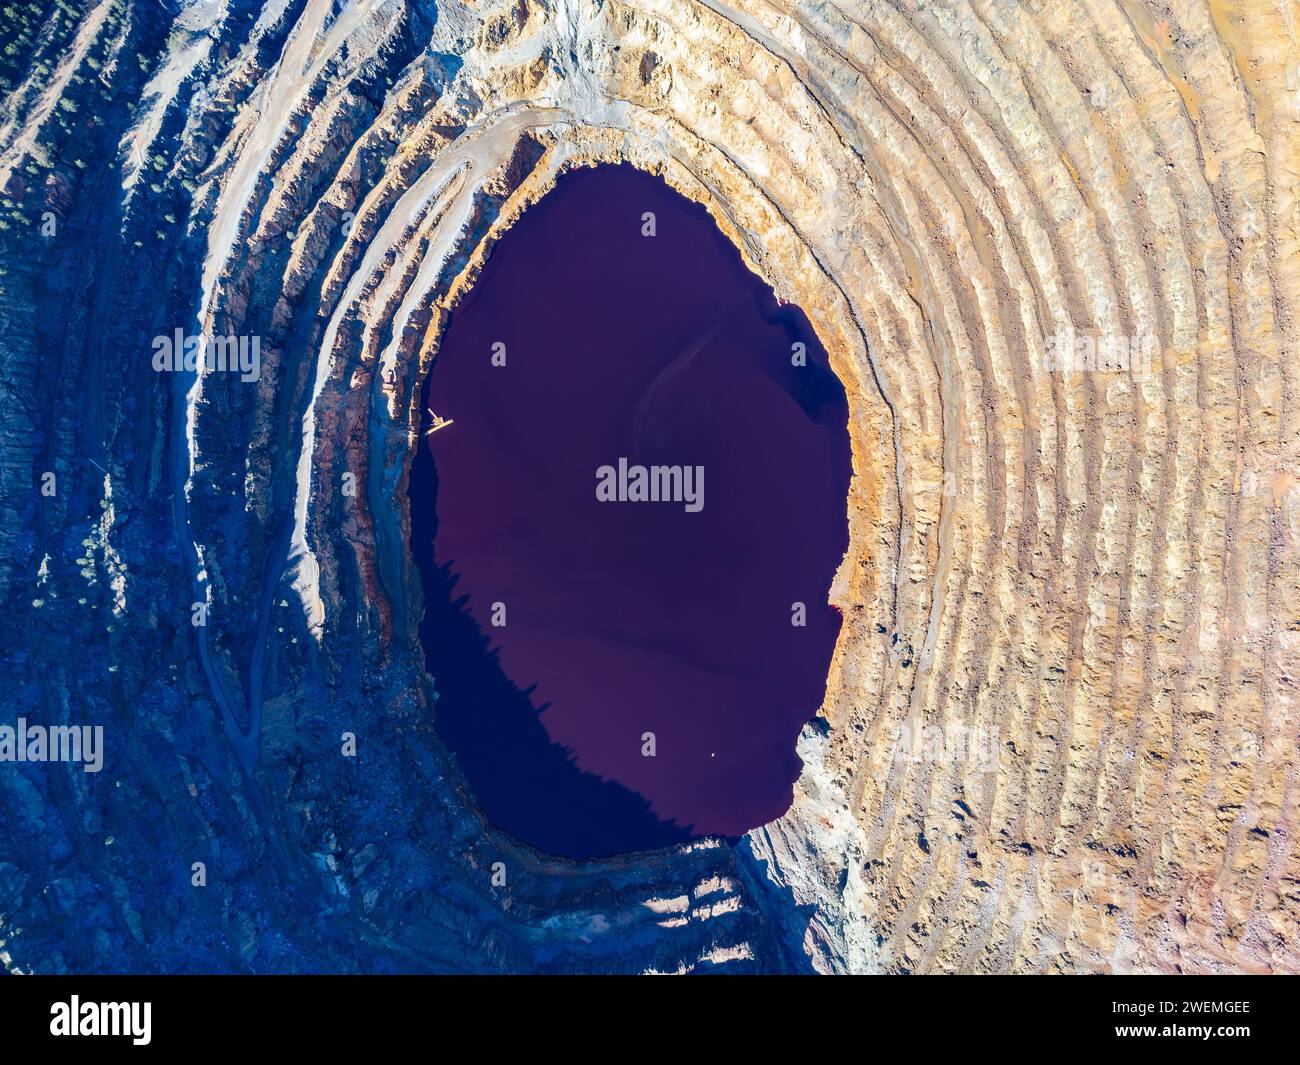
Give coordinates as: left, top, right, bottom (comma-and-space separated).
410, 163, 851, 858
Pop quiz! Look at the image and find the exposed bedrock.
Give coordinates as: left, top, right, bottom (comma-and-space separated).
0, 0, 1296, 972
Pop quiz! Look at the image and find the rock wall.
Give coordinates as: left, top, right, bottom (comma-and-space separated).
0, 0, 1295, 973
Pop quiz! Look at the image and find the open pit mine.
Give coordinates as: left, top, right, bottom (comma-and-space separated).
0, 0, 1297, 978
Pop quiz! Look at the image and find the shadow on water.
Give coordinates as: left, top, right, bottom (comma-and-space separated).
409, 434, 697, 860
748, 286, 849, 423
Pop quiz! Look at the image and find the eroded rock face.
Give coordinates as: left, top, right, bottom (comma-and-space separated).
0, 0, 1296, 973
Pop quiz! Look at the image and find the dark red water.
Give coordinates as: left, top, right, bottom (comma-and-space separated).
410, 164, 850, 859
